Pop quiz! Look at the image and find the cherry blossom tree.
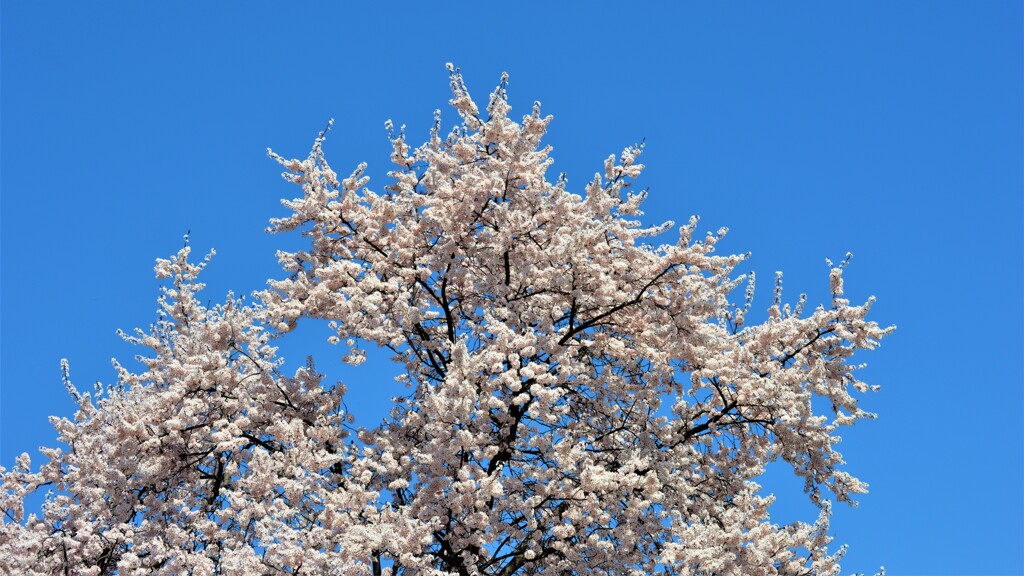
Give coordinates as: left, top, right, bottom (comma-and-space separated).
1, 66, 892, 576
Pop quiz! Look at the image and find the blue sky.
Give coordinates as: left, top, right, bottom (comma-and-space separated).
2, 2, 1021, 574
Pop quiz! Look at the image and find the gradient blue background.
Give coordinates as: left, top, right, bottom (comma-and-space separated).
2, 3, 1021, 574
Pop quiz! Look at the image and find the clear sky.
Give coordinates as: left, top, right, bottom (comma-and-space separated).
2, 2, 1021, 574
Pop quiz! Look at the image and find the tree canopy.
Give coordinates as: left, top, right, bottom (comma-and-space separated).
1, 66, 892, 576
